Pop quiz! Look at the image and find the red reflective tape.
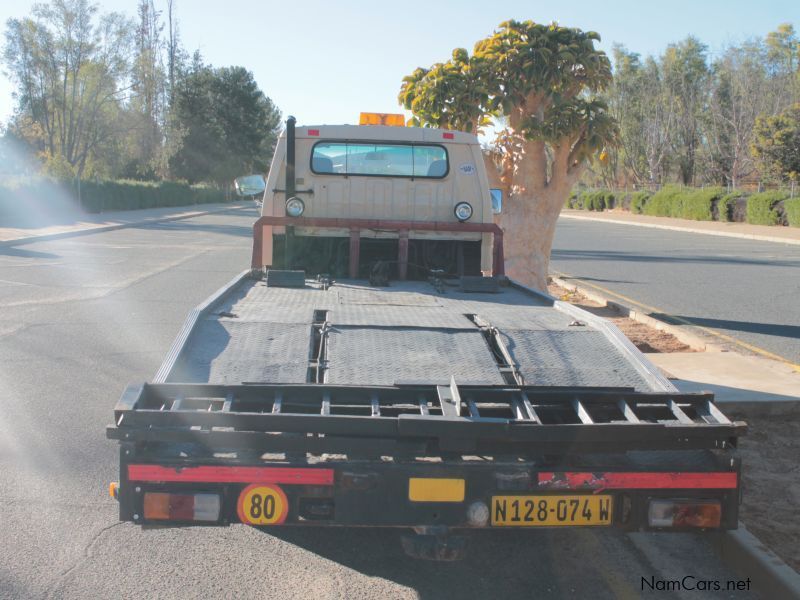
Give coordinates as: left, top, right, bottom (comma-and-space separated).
128, 465, 334, 485
307, 129, 320, 136
537, 472, 737, 490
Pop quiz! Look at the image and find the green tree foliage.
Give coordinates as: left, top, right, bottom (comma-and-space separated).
399, 48, 491, 134
169, 61, 281, 185
600, 23, 799, 189
765, 23, 799, 100
663, 37, 709, 185
705, 41, 772, 187
123, 0, 167, 180
2, 0, 133, 177
400, 20, 618, 289
3, 0, 281, 185
751, 103, 800, 181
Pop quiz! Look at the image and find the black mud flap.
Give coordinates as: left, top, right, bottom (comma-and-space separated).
401, 531, 469, 561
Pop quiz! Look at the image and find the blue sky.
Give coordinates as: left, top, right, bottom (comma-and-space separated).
1, 0, 798, 127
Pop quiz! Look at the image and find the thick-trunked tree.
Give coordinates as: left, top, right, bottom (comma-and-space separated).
400, 20, 617, 290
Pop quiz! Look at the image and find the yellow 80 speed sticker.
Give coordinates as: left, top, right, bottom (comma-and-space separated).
237, 484, 288, 525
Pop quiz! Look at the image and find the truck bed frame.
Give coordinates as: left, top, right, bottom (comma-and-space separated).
107, 270, 745, 548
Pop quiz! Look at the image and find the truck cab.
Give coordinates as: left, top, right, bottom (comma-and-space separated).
253, 115, 502, 279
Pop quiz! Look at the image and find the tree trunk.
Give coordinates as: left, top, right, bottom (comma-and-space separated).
499, 180, 570, 291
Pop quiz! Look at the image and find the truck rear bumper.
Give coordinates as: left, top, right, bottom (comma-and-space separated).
116, 460, 740, 532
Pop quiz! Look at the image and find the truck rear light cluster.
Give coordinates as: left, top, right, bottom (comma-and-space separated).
143, 492, 221, 522
647, 499, 721, 529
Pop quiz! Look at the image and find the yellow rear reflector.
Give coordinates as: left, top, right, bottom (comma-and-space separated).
408, 478, 465, 502
359, 112, 405, 127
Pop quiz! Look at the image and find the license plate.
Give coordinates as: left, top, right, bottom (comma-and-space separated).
491, 495, 613, 527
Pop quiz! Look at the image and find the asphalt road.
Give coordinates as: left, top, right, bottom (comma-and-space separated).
551, 219, 800, 365
1, 207, 758, 599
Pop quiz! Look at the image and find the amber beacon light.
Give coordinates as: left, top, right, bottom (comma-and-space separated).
359, 112, 406, 126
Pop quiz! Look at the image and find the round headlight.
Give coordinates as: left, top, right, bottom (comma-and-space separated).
454, 202, 473, 222
285, 197, 305, 217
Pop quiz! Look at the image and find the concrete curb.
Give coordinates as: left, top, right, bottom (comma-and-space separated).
722, 399, 800, 417
0, 203, 251, 248
549, 275, 723, 353
560, 212, 800, 246
714, 525, 800, 599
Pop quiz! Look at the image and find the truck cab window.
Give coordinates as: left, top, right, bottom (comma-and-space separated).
311, 142, 448, 178
311, 143, 347, 173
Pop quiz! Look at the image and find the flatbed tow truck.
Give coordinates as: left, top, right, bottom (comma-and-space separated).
107, 115, 746, 559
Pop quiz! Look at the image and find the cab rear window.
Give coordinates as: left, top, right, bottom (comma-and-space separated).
311, 142, 448, 178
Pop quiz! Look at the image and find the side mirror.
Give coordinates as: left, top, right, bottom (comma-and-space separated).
234, 174, 266, 198
490, 188, 503, 214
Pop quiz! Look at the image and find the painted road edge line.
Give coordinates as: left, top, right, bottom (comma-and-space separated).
560, 213, 800, 247
0, 203, 251, 248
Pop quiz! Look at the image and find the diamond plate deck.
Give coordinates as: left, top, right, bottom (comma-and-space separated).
326, 326, 506, 385
167, 320, 311, 384
166, 277, 661, 391
501, 329, 651, 390
330, 305, 474, 328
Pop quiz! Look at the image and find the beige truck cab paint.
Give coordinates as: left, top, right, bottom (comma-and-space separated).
254, 117, 502, 278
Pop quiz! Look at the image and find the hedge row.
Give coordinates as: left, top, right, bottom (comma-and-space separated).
566, 190, 617, 211
0, 178, 223, 216
643, 186, 726, 221
567, 187, 798, 227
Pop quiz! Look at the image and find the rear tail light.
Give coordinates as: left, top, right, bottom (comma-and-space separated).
143, 492, 221, 522
648, 499, 721, 528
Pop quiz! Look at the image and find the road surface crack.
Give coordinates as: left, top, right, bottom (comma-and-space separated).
44, 521, 126, 599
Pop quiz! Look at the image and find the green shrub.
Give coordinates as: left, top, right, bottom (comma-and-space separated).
602, 190, 616, 210
784, 197, 800, 227
643, 186, 684, 217
631, 191, 650, 214
640, 186, 723, 221
574, 189, 616, 211
193, 186, 221, 204
746, 191, 789, 225
566, 189, 579, 209
718, 191, 746, 222
589, 190, 605, 211
0, 177, 223, 215
680, 187, 725, 221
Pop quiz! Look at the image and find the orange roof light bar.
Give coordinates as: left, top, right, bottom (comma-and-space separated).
359, 112, 405, 127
